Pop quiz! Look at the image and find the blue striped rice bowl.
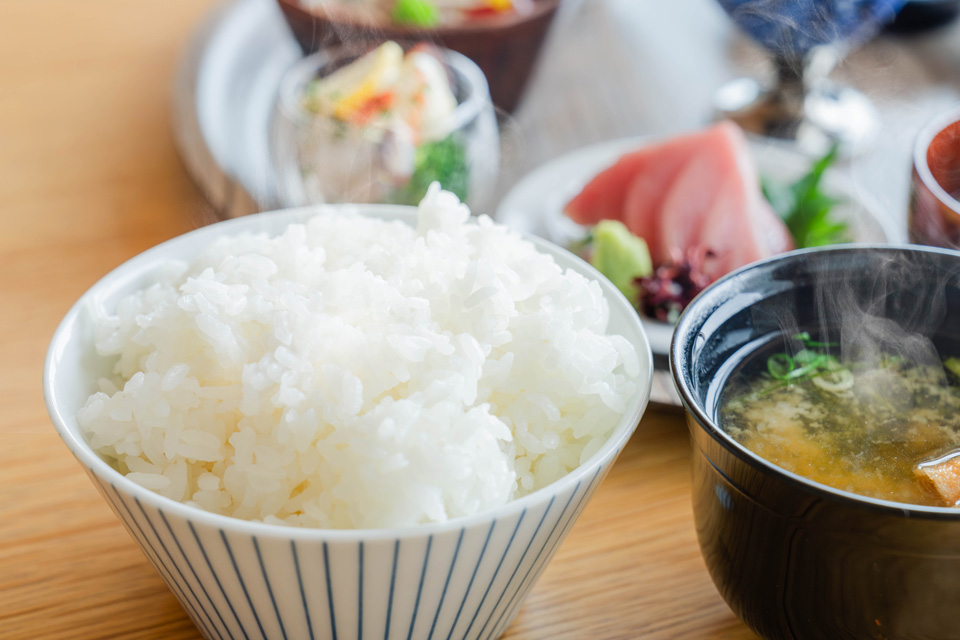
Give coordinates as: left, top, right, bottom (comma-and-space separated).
44, 204, 653, 640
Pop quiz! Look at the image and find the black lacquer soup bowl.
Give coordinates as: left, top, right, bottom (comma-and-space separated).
671, 245, 960, 640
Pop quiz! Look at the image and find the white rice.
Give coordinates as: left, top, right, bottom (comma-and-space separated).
78, 186, 640, 529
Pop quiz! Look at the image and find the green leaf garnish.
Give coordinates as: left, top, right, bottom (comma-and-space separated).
762, 143, 849, 249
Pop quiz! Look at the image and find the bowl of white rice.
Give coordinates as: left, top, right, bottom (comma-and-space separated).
44, 187, 652, 640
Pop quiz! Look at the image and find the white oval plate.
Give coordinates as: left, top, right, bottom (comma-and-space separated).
495, 136, 901, 356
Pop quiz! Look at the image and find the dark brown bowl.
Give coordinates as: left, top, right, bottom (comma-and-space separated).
909, 104, 960, 249
671, 245, 960, 640
275, 0, 560, 113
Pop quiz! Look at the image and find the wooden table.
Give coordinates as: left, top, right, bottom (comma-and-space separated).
4, 0, 959, 638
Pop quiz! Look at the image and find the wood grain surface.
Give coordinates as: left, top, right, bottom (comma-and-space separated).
10, 0, 958, 638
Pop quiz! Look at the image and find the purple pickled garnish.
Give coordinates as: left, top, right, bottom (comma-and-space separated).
637, 247, 715, 323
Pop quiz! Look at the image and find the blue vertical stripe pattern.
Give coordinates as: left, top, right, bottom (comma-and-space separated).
559, 467, 606, 544
220, 531, 268, 640
525, 467, 604, 589
475, 497, 555, 640
406, 535, 433, 640
487, 466, 607, 639
426, 529, 464, 640
253, 537, 288, 640
322, 542, 339, 640
357, 541, 364, 640
101, 484, 220, 640
156, 509, 234, 639
131, 506, 222, 640
445, 520, 496, 640
384, 539, 400, 640
291, 541, 316, 640
98, 488, 194, 631
188, 521, 252, 640
486, 480, 585, 638
88, 448, 624, 640
460, 510, 527, 640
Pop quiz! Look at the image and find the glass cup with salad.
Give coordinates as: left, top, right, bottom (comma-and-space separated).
270, 40, 500, 210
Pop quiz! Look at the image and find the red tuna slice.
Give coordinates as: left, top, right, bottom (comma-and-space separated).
620, 133, 705, 261
566, 121, 793, 278
654, 123, 743, 266
564, 131, 704, 228
691, 131, 794, 279
564, 149, 658, 227
699, 191, 793, 280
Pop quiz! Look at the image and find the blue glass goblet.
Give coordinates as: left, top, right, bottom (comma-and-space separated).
714, 0, 905, 155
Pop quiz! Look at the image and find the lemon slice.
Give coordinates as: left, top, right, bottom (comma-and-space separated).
305, 41, 403, 120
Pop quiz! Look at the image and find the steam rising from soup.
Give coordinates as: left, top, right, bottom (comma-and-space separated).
718, 252, 960, 508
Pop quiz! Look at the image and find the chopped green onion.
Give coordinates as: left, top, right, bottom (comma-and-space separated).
787, 355, 829, 379
766, 334, 850, 387
768, 353, 795, 379
793, 332, 838, 349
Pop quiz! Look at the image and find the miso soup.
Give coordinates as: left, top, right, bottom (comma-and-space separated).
719, 334, 960, 507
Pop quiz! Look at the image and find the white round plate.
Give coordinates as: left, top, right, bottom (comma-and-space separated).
495, 136, 901, 357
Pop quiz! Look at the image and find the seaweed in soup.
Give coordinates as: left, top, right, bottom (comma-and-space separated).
720, 335, 960, 507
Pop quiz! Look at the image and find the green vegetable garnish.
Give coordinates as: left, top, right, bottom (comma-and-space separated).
394, 135, 469, 205
589, 220, 653, 301
765, 333, 852, 392
767, 353, 795, 379
762, 144, 849, 248
392, 0, 440, 26
792, 331, 838, 349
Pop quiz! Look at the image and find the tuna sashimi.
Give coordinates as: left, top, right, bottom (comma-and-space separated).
658, 122, 793, 278
564, 150, 658, 227
654, 124, 740, 266
565, 131, 702, 228
696, 177, 793, 280
565, 121, 793, 282
621, 132, 704, 262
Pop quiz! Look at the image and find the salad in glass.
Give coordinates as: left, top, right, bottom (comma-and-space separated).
270, 41, 499, 209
